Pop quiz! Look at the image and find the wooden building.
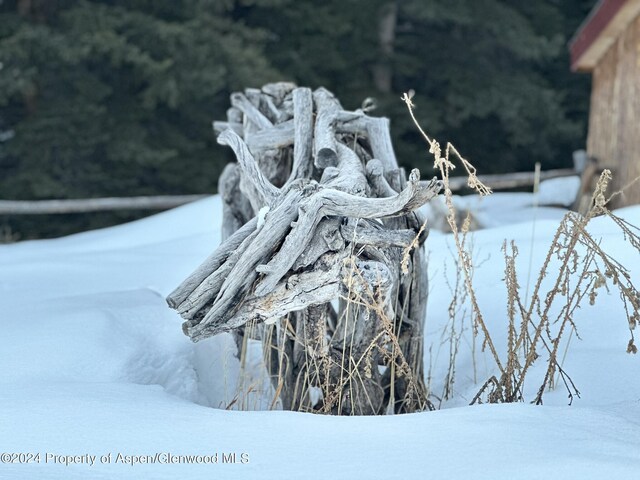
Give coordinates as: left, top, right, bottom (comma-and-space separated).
570, 0, 640, 207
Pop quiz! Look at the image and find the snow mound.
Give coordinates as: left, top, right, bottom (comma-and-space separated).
1, 194, 639, 479
538, 176, 581, 206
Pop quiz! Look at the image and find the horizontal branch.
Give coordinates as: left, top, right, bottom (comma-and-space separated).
340, 220, 415, 248
245, 119, 295, 151
212, 121, 243, 137
314, 170, 441, 219
447, 169, 577, 191
0, 195, 208, 215
215, 111, 363, 153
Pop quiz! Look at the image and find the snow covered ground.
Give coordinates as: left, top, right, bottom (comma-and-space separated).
1, 185, 639, 479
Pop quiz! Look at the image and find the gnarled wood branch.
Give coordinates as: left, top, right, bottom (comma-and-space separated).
254, 170, 440, 296
230, 92, 273, 131
166, 216, 258, 308
217, 129, 280, 209
168, 83, 442, 415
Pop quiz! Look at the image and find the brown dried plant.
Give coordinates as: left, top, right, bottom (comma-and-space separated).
403, 92, 640, 406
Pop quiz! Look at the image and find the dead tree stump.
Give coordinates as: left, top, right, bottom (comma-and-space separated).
167, 83, 442, 414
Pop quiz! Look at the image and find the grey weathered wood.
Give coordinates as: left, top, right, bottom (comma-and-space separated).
390, 244, 429, 412
363, 157, 431, 411
227, 107, 243, 124
279, 95, 294, 120
178, 224, 261, 320
213, 111, 377, 150
409, 246, 428, 345
333, 257, 394, 415
166, 217, 258, 308
368, 163, 429, 247
254, 170, 440, 297
385, 168, 429, 242
335, 114, 399, 172
323, 143, 368, 196
244, 87, 263, 108
291, 217, 344, 270
187, 188, 303, 338
352, 140, 373, 165
340, 219, 415, 248
190, 252, 346, 340
366, 159, 397, 197
0, 195, 208, 215
213, 110, 399, 170
287, 87, 314, 183
313, 88, 341, 168
218, 163, 246, 241
261, 92, 284, 124
230, 92, 273, 131
290, 304, 329, 410
320, 166, 340, 184
169, 83, 443, 415
245, 120, 295, 151
213, 121, 244, 137
335, 110, 368, 131
217, 129, 280, 210
261, 82, 297, 105
255, 148, 291, 190
272, 317, 295, 410
366, 117, 398, 171
245, 88, 283, 125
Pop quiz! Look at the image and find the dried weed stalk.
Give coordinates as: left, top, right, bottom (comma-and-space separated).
403, 92, 640, 406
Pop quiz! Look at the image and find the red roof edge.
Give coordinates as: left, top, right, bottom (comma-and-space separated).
569, 0, 627, 71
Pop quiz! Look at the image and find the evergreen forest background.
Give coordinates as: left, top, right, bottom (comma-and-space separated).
0, 0, 596, 238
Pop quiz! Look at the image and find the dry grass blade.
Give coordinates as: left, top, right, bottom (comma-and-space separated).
403, 91, 639, 406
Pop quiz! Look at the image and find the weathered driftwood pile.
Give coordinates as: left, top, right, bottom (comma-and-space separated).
166, 83, 442, 415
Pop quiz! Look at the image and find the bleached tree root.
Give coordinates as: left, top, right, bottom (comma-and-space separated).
167, 83, 442, 414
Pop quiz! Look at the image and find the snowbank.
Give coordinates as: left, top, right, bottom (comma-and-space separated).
1, 195, 639, 479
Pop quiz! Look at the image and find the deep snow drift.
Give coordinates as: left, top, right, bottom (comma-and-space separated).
1, 188, 639, 479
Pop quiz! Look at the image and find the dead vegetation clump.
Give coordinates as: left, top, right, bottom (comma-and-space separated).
402, 92, 640, 406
